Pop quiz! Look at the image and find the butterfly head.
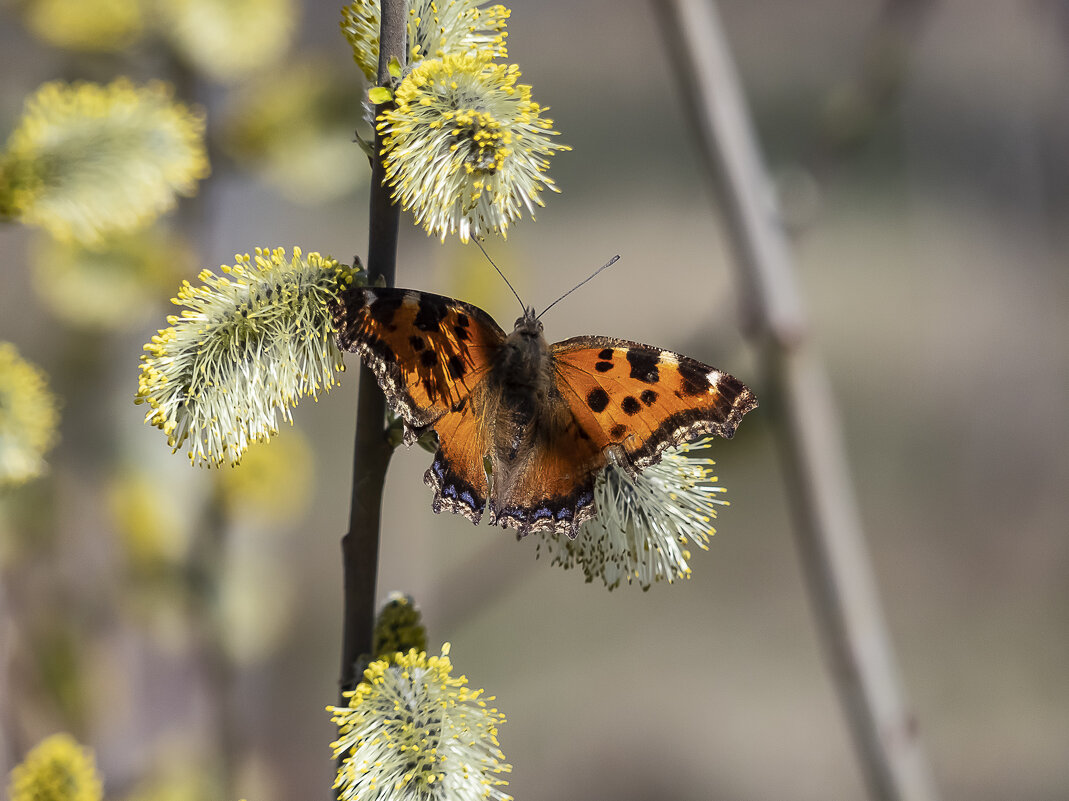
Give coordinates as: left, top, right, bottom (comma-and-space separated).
513, 306, 542, 338
499, 305, 549, 385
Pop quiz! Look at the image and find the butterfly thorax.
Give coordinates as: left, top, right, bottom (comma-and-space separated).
485, 309, 562, 452
493, 309, 551, 394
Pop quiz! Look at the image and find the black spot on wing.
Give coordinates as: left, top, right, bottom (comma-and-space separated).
414, 300, 445, 332
597, 348, 613, 360
409, 335, 425, 351
626, 348, 660, 383
369, 294, 403, 327
621, 396, 641, 415
713, 375, 742, 404
447, 354, 466, 379
420, 349, 437, 368
454, 325, 470, 342
595, 360, 613, 373
640, 389, 658, 406
587, 387, 610, 413
610, 424, 627, 439
678, 360, 710, 396
334, 287, 366, 318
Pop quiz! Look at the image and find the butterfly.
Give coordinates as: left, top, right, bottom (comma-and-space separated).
331, 286, 757, 538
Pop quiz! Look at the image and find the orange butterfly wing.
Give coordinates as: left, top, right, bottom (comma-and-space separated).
489, 337, 757, 538
486, 407, 606, 536
550, 337, 758, 472
332, 287, 505, 521
332, 287, 505, 432
425, 392, 491, 524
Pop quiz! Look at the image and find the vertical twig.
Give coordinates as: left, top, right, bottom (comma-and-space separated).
186, 493, 239, 798
337, 0, 406, 697
0, 581, 12, 782
655, 2, 940, 800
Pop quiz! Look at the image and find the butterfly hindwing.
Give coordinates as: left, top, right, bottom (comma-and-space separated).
551, 337, 758, 472
332, 287, 506, 434
487, 403, 604, 537
424, 394, 490, 524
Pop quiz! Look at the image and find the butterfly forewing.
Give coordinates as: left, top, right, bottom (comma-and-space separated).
551, 337, 758, 472
332, 287, 506, 430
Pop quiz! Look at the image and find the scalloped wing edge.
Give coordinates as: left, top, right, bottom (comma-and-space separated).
489, 484, 598, 539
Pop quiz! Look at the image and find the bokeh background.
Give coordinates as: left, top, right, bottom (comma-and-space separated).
1, 0, 1067, 799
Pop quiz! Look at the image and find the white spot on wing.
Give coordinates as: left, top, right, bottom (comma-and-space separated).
707, 369, 721, 392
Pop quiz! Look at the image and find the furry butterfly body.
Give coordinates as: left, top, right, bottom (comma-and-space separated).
332, 287, 757, 537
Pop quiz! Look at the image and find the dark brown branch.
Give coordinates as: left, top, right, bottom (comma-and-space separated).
337, 0, 406, 697
655, 2, 940, 800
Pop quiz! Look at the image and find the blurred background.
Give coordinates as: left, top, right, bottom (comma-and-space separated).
1, 0, 1067, 799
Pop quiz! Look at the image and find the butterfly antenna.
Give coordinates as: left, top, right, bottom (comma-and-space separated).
536, 255, 621, 320
474, 239, 527, 314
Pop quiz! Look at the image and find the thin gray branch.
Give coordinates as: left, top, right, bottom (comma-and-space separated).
655, 2, 940, 800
